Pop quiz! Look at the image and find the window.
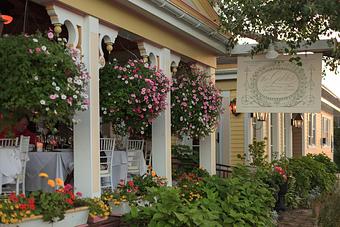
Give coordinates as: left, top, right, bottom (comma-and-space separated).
308, 113, 316, 146
321, 116, 331, 146
335, 117, 340, 128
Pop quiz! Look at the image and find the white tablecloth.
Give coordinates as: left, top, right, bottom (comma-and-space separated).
0, 147, 22, 190
25, 152, 73, 191
110, 150, 147, 188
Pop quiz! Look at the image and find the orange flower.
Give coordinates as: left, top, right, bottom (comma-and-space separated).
38, 172, 48, 178
55, 178, 64, 187
151, 170, 156, 177
47, 179, 55, 188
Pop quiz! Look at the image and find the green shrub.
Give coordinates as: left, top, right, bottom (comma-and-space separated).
287, 155, 337, 207
124, 187, 222, 227
318, 190, 340, 227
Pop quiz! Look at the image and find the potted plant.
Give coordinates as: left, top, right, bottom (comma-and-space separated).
99, 59, 170, 136
171, 63, 223, 139
272, 165, 288, 212
0, 31, 89, 131
81, 198, 111, 224
0, 173, 89, 226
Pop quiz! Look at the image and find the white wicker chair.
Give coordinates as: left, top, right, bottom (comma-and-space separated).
2, 136, 30, 195
0, 137, 19, 147
100, 138, 115, 192
127, 140, 144, 175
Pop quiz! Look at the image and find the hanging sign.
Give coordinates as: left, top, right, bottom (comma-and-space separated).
237, 53, 322, 113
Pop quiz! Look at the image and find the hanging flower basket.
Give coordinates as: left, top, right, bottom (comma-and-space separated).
0, 32, 89, 130
100, 59, 171, 136
171, 63, 223, 138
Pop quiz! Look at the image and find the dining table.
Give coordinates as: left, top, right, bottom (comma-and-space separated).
25, 151, 73, 192
0, 147, 22, 194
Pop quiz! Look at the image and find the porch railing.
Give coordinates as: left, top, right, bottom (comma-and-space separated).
216, 164, 233, 178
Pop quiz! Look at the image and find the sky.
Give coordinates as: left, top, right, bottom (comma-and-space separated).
322, 67, 340, 98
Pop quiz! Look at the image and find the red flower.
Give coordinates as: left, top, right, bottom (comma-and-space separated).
9, 192, 19, 203
76, 192, 82, 197
65, 198, 74, 205
128, 180, 134, 187
19, 204, 27, 210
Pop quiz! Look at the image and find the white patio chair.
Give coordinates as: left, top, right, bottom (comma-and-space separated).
0, 137, 19, 147
100, 138, 115, 191
2, 136, 30, 195
127, 140, 144, 175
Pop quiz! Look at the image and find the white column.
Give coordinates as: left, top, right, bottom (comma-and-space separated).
73, 15, 101, 197
272, 113, 280, 160
285, 113, 293, 158
244, 113, 252, 164
151, 48, 172, 184
217, 91, 231, 165
199, 67, 216, 175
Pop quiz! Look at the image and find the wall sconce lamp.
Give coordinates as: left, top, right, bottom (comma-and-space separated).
251, 112, 268, 121
0, 14, 13, 35
291, 113, 303, 128
229, 98, 240, 116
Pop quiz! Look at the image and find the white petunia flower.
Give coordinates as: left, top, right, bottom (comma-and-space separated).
125, 81, 128, 84
32, 38, 38, 42
67, 78, 73, 83
61, 94, 66, 100
55, 86, 60, 91
34, 76, 39, 80
40, 100, 46, 105
73, 95, 77, 99
45, 107, 50, 111
52, 82, 56, 86
41, 46, 47, 51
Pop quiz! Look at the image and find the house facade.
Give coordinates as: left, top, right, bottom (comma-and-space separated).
2, 0, 228, 197
216, 62, 340, 165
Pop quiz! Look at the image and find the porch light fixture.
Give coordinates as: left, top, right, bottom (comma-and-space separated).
0, 14, 13, 35
251, 112, 268, 121
265, 43, 279, 59
291, 113, 303, 128
229, 98, 240, 116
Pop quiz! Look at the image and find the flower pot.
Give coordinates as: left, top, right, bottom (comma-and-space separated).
109, 201, 130, 216
87, 216, 108, 224
0, 206, 89, 227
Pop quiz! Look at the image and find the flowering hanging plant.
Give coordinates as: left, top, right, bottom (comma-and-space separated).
0, 31, 89, 130
171, 63, 223, 138
100, 59, 171, 136
273, 165, 288, 185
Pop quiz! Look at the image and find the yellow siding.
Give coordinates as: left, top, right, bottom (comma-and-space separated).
216, 80, 245, 165
305, 111, 334, 160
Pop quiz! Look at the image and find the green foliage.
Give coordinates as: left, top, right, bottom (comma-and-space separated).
0, 32, 89, 130
318, 190, 340, 227
248, 140, 269, 167
172, 145, 199, 176
213, 0, 340, 72
334, 128, 340, 171
124, 187, 222, 227
286, 155, 337, 207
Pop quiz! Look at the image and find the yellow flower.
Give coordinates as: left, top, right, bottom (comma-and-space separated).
39, 172, 48, 178
151, 170, 156, 177
55, 178, 64, 186
47, 179, 55, 188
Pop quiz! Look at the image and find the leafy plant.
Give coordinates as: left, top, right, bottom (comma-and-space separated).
0, 32, 89, 131
318, 190, 340, 227
248, 140, 269, 167
100, 59, 170, 136
171, 63, 223, 138
80, 197, 111, 219
125, 187, 222, 227
213, 0, 340, 72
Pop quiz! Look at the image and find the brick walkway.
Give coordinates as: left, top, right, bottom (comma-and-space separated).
278, 209, 317, 227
